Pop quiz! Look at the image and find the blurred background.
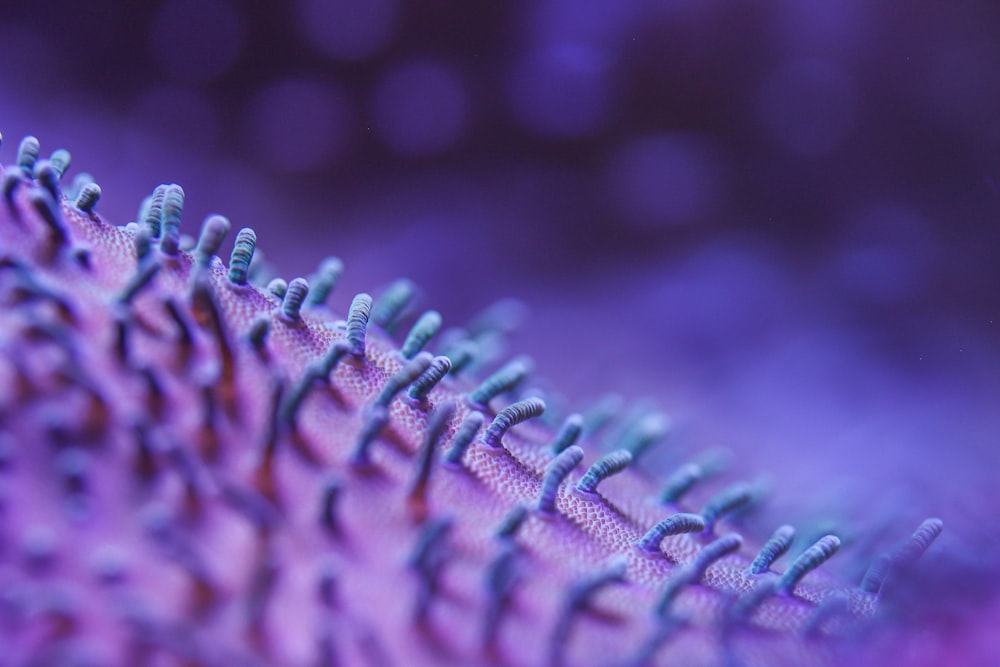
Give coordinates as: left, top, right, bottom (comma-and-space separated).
1, 0, 998, 629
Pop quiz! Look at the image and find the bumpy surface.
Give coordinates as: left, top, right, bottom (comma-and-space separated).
0, 136, 941, 666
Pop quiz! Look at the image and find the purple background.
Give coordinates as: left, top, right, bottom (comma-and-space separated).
2, 0, 999, 649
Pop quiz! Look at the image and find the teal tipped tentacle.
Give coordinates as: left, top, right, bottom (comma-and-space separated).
776, 535, 841, 595
575, 449, 633, 495
700, 482, 756, 529
638, 513, 707, 554
659, 462, 703, 504
465, 298, 528, 339
133, 227, 153, 262
30, 188, 69, 250
375, 353, 433, 407
406, 356, 452, 402
280, 277, 310, 322
267, 277, 287, 298
3, 170, 21, 209
407, 516, 454, 622
469, 356, 533, 406
580, 394, 624, 438
481, 397, 546, 449
117, 258, 161, 305
74, 182, 101, 214
318, 475, 341, 534
346, 292, 374, 358
655, 534, 744, 617
859, 553, 893, 595
444, 412, 485, 465
729, 579, 779, 624
350, 405, 389, 468
279, 364, 320, 432
48, 148, 71, 179
141, 184, 167, 238
550, 557, 629, 667
408, 401, 456, 521
749, 524, 796, 575
228, 227, 257, 285
34, 159, 61, 200
801, 592, 851, 638
247, 316, 270, 353
158, 183, 185, 255
401, 310, 443, 360
247, 245, 274, 286
444, 338, 479, 375
306, 256, 344, 307
860, 518, 944, 595
551, 413, 584, 454
17, 135, 40, 176
616, 411, 670, 460
65, 172, 94, 201
372, 278, 416, 331
538, 445, 583, 515
483, 542, 520, 651
895, 517, 944, 566
194, 214, 230, 268
690, 533, 744, 581
494, 504, 529, 541
317, 341, 352, 379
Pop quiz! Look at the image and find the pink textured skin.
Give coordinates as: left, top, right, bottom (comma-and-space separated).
0, 142, 924, 667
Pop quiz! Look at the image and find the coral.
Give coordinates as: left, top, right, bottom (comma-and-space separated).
0, 134, 943, 666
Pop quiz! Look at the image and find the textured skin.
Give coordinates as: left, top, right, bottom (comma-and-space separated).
0, 138, 936, 666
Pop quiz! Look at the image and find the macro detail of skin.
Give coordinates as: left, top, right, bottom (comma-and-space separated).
0, 134, 944, 666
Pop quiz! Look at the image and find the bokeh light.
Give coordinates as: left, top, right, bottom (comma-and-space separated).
130, 85, 220, 156
371, 59, 468, 157
756, 58, 857, 156
148, 0, 245, 82
525, 0, 639, 49
604, 132, 728, 228
830, 203, 937, 305
296, 0, 399, 61
507, 43, 614, 139
244, 78, 354, 171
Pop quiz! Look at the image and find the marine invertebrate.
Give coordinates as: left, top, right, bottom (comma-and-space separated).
0, 134, 947, 666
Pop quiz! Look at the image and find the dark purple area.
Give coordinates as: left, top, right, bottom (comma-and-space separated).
1, 0, 999, 651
